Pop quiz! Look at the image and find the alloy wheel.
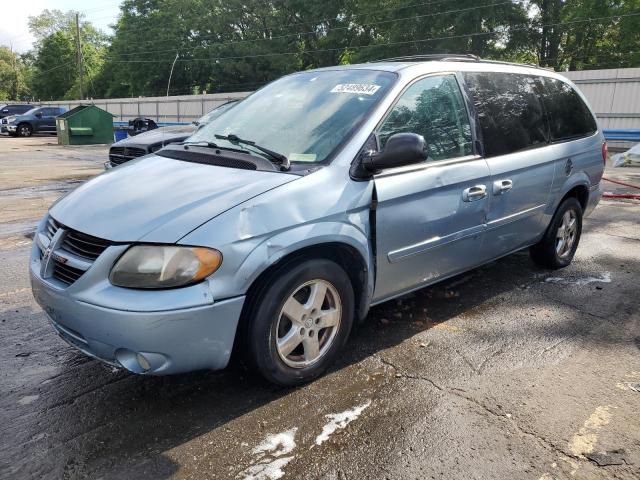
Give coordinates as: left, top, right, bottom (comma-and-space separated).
556, 209, 577, 258
275, 279, 342, 368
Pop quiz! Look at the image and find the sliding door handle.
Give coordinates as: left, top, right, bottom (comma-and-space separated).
493, 179, 513, 195
462, 185, 487, 202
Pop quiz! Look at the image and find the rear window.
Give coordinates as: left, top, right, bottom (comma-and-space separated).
539, 78, 597, 141
463, 72, 549, 158
10, 105, 32, 114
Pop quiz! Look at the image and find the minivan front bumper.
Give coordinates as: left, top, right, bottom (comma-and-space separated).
30, 251, 245, 375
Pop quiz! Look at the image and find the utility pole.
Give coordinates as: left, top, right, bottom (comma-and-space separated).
75, 13, 84, 101
9, 42, 18, 101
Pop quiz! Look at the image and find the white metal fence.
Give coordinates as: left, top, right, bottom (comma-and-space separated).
21, 67, 640, 146
42, 92, 252, 124
563, 68, 640, 149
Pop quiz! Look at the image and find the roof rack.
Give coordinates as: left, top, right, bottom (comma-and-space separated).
370, 54, 549, 70
371, 54, 481, 63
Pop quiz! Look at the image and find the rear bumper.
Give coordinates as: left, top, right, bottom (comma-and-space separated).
30, 265, 245, 375
585, 183, 603, 217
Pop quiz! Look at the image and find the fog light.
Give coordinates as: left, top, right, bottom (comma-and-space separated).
136, 353, 151, 371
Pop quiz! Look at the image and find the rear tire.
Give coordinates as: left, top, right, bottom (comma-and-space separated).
530, 197, 583, 269
18, 123, 32, 137
244, 258, 354, 386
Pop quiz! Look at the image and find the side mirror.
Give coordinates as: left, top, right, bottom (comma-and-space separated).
362, 133, 427, 174
35, 112, 42, 118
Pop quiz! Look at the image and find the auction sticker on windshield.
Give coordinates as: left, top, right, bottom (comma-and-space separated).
330, 84, 381, 95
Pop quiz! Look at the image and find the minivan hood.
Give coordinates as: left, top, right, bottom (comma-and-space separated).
50, 155, 298, 243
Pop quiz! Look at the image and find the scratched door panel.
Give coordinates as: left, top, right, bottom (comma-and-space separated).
372, 157, 491, 303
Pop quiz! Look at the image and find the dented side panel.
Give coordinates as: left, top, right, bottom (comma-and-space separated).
179, 166, 376, 307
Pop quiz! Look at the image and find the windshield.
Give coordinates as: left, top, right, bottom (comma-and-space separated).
196, 101, 238, 126
23, 108, 40, 116
190, 69, 397, 164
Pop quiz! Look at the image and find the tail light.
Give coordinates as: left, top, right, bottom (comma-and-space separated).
602, 141, 608, 166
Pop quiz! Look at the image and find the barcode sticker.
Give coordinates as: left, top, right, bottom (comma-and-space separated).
330, 84, 381, 95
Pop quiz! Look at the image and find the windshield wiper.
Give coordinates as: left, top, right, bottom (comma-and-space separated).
181, 140, 250, 155
215, 133, 290, 170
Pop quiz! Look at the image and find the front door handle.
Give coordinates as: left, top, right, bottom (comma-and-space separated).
493, 179, 513, 195
462, 185, 487, 202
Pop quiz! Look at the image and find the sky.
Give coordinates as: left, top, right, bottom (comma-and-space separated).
0, 0, 122, 53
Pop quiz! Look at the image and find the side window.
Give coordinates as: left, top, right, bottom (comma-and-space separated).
540, 78, 597, 141
463, 72, 549, 158
377, 75, 473, 161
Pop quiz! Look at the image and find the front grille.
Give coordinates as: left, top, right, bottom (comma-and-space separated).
53, 262, 86, 285
45, 216, 59, 240
61, 229, 111, 261
109, 146, 148, 165
39, 216, 113, 286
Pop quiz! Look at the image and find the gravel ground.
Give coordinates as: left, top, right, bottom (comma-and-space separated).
0, 135, 639, 480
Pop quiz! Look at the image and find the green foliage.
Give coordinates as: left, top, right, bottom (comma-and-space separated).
0, 46, 29, 101
28, 9, 78, 42
26, 10, 108, 100
6, 0, 640, 100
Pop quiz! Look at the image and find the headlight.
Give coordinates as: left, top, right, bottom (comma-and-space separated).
110, 245, 222, 289
5, 116, 16, 123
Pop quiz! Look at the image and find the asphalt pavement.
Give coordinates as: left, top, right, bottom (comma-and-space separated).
0, 136, 638, 480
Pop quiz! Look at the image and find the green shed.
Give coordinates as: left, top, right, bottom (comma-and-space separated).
56, 104, 115, 145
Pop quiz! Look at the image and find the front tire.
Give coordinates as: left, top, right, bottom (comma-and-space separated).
18, 123, 33, 137
530, 197, 583, 269
245, 258, 355, 386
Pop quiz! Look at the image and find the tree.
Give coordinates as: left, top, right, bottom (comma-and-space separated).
0, 46, 29, 101
27, 10, 107, 100
530, 0, 640, 70
24, 0, 640, 100
28, 9, 77, 42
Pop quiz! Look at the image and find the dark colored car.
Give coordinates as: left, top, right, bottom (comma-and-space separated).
106, 100, 239, 168
1, 106, 67, 137
0, 104, 34, 119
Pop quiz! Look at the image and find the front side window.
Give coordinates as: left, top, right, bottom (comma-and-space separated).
539, 78, 597, 141
463, 72, 549, 157
376, 74, 473, 161
190, 69, 397, 164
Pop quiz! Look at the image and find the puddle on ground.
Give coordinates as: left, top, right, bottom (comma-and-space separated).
0, 179, 86, 198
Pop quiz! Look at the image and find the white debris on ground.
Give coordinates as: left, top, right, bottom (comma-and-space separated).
544, 272, 611, 286
611, 142, 640, 167
17, 395, 39, 406
315, 400, 372, 446
239, 428, 298, 480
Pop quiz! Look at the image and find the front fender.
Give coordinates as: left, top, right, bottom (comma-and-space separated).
199, 220, 374, 310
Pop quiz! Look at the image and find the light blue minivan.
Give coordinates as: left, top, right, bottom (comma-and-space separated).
30, 55, 605, 385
